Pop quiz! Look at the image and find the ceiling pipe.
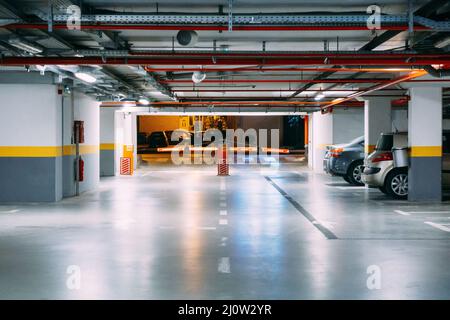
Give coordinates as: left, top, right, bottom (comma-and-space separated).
172, 89, 406, 92
145, 67, 415, 73
321, 70, 428, 110
4, 23, 431, 32
2, 57, 449, 66
423, 65, 450, 77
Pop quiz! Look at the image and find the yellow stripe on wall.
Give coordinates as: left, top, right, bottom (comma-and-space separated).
0, 145, 99, 157
0, 146, 62, 157
365, 144, 376, 154
410, 146, 442, 157
100, 143, 115, 151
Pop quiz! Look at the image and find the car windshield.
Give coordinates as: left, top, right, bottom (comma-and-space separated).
375, 134, 393, 151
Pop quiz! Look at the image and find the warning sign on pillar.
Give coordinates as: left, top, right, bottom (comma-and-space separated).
122, 145, 134, 174
217, 146, 229, 176
120, 157, 132, 175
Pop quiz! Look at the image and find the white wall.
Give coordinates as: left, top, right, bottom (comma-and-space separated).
75, 92, 100, 192
311, 111, 333, 173
332, 108, 364, 144
0, 84, 61, 147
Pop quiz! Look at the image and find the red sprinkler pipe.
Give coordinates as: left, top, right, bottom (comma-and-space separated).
321, 70, 428, 110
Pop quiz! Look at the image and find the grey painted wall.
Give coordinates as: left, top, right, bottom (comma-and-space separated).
100, 150, 115, 176
63, 153, 99, 197
0, 157, 62, 202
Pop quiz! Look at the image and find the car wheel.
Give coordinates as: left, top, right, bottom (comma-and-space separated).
385, 169, 408, 200
342, 175, 351, 183
379, 185, 388, 194
347, 160, 364, 186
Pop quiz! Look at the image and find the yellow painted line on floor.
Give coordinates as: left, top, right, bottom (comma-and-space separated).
410, 146, 442, 157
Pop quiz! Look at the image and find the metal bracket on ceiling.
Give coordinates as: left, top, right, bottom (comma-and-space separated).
228, 0, 233, 32
408, 0, 414, 35
47, 3, 53, 33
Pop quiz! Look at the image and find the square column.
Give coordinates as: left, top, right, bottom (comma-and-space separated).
364, 97, 392, 156
100, 108, 117, 176
408, 87, 442, 201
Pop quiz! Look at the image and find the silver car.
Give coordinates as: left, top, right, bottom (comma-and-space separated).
324, 136, 365, 185
362, 132, 408, 199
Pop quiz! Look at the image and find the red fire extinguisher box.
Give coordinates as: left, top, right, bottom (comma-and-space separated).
73, 120, 85, 144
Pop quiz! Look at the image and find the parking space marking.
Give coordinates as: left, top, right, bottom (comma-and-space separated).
424, 221, 450, 232
394, 210, 411, 216
0, 209, 20, 213
219, 219, 228, 225
218, 257, 231, 274
334, 186, 367, 190
264, 176, 338, 240
197, 227, 217, 231
220, 202, 227, 208
220, 210, 227, 216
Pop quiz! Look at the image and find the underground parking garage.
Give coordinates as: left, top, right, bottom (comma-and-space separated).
0, 0, 449, 307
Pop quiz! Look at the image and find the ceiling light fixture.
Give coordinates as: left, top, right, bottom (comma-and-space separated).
8, 38, 44, 54
138, 98, 150, 105
192, 71, 206, 84
74, 72, 97, 83
314, 92, 325, 101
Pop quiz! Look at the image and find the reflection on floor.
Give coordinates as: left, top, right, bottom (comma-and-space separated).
0, 158, 449, 299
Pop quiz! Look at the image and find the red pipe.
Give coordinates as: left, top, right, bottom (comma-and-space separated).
146, 67, 415, 73
4, 23, 431, 32
136, 52, 448, 59
172, 89, 405, 92
163, 79, 392, 84
322, 70, 428, 110
2, 57, 449, 66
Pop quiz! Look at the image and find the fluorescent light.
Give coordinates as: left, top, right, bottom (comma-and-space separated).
75, 72, 96, 83
435, 37, 450, 49
138, 98, 150, 105
8, 38, 43, 54
314, 93, 325, 101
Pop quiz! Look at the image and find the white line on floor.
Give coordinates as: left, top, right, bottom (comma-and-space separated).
335, 186, 367, 190
197, 227, 217, 230
393, 210, 411, 216
220, 196, 226, 201
405, 211, 450, 214
424, 221, 450, 232
220, 210, 228, 216
220, 202, 227, 208
0, 209, 20, 213
218, 257, 231, 274
219, 219, 228, 225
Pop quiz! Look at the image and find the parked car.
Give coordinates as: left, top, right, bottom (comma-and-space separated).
362, 132, 408, 199
324, 136, 365, 185
148, 131, 170, 148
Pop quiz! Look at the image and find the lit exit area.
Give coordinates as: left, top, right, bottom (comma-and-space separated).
0, 0, 450, 301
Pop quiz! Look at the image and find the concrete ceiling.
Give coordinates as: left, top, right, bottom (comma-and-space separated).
0, 0, 448, 112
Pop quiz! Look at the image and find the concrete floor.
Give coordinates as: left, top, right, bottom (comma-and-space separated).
1, 156, 450, 299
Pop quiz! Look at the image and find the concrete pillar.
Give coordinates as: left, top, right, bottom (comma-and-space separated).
408, 87, 442, 201
100, 108, 117, 176
0, 84, 63, 202
364, 97, 392, 156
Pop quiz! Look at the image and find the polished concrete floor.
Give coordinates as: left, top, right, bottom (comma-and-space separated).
1, 156, 450, 299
